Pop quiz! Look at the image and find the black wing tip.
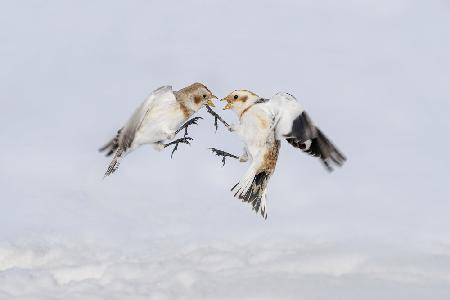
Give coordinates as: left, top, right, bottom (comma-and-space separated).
286, 129, 346, 171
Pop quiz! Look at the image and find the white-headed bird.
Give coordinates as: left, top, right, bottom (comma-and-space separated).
100, 83, 216, 177
211, 90, 346, 219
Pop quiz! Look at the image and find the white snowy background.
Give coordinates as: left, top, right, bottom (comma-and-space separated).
1, 0, 450, 299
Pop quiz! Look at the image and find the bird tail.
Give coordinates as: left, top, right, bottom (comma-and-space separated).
99, 128, 122, 157
104, 148, 124, 177
231, 169, 271, 219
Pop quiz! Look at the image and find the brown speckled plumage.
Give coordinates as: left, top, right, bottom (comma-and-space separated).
177, 82, 211, 96
178, 102, 192, 119
261, 140, 281, 172
240, 89, 258, 97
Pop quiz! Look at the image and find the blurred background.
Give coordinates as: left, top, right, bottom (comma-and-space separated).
1, 0, 450, 299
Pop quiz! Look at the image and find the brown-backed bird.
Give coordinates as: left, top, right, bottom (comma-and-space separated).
100, 83, 216, 176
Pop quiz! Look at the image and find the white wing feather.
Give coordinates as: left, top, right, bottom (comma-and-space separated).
269, 92, 346, 171
119, 85, 174, 150
267, 92, 304, 139
101, 86, 176, 177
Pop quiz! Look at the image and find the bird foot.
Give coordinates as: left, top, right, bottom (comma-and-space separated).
205, 105, 230, 132
164, 137, 193, 158
175, 117, 203, 137
210, 148, 239, 166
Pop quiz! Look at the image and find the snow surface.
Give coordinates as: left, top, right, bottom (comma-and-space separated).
1, 238, 450, 300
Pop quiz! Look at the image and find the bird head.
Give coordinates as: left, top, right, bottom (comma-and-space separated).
221, 90, 260, 115
183, 82, 217, 111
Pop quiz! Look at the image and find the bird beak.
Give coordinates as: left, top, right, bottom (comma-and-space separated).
223, 102, 232, 110
207, 99, 215, 107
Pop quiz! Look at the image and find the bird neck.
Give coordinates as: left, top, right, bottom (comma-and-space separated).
239, 104, 254, 119
238, 98, 268, 119
175, 92, 196, 118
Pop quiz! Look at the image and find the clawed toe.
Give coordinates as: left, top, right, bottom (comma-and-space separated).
210, 148, 239, 166
205, 105, 230, 132
188, 116, 203, 125
176, 117, 203, 137
165, 137, 194, 158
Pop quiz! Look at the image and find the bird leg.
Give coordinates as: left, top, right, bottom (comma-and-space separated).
164, 137, 193, 158
239, 148, 249, 162
175, 116, 203, 138
205, 105, 230, 132
210, 148, 239, 166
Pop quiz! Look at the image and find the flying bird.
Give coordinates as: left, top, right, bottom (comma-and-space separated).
100, 83, 216, 177
211, 90, 346, 219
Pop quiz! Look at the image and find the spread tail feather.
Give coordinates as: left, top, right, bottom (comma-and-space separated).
104, 149, 124, 177
259, 192, 268, 220
231, 170, 271, 219
99, 129, 122, 157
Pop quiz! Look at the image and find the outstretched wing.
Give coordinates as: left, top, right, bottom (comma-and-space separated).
285, 112, 346, 171
100, 86, 174, 156
231, 134, 281, 219
119, 85, 174, 151
271, 92, 346, 171
99, 86, 175, 177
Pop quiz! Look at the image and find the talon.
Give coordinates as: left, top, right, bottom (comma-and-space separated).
176, 117, 203, 137
210, 148, 239, 166
205, 105, 230, 131
164, 137, 194, 158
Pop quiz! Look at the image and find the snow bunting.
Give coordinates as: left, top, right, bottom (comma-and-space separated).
100, 83, 216, 177
211, 90, 346, 219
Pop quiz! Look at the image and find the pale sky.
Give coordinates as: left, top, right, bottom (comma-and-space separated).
1, 1, 450, 299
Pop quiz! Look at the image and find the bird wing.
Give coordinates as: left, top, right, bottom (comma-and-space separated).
100, 85, 175, 156
100, 86, 175, 177
119, 85, 175, 150
270, 92, 346, 171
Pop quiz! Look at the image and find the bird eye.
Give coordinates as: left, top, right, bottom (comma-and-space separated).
203, 94, 206, 98
233, 95, 238, 100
